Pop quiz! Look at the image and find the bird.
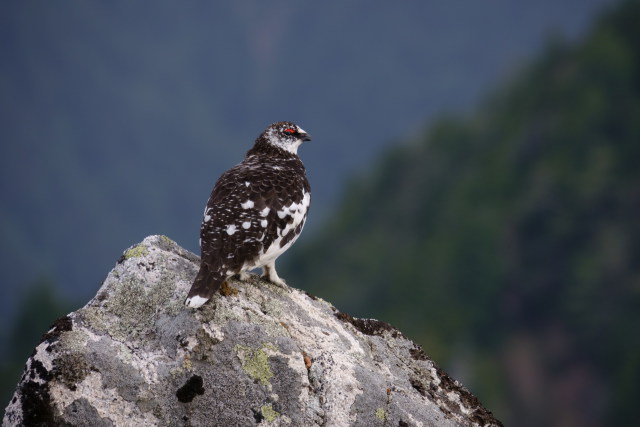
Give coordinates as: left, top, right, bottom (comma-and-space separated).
185, 121, 312, 308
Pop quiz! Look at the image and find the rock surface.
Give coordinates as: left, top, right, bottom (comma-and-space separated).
3, 235, 502, 426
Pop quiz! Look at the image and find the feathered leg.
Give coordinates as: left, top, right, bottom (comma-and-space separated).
261, 261, 287, 288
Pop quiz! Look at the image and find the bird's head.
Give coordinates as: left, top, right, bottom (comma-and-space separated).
260, 121, 311, 155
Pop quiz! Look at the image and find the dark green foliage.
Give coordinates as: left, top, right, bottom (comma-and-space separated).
285, 1, 640, 425
0, 279, 75, 412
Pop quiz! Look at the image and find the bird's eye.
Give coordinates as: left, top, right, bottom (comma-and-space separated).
284, 128, 296, 134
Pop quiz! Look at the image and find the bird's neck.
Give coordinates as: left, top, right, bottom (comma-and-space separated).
246, 139, 299, 160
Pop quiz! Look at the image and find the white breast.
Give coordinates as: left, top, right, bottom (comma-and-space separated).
249, 191, 310, 270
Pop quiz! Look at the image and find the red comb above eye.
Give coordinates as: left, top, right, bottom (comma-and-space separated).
284, 128, 296, 134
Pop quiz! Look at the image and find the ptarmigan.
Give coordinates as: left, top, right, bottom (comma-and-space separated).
185, 121, 311, 308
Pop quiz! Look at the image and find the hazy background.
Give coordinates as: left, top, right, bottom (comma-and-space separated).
2, 1, 637, 425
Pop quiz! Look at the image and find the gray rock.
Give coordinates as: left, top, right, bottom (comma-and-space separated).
3, 235, 502, 427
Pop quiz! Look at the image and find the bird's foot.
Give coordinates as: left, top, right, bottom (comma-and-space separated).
260, 271, 288, 290
260, 263, 290, 290
219, 280, 238, 297
235, 271, 251, 281
261, 275, 288, 289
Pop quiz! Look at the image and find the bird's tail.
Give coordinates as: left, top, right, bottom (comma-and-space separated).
185, 264, 223, 308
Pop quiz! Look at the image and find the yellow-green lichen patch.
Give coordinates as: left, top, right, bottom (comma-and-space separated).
260, 403, 280, 422
235, 343, 277, 387
375, 407, 386, 420
123, 244, 149, 260
159, 235, 173, 244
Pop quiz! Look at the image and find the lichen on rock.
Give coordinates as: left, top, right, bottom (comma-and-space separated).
235, 343, 277, 387
3, 235, 502, 426
122, 243, 149, 260
260, 403, 280, 422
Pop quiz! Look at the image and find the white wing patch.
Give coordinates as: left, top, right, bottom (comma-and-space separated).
226, 224, 238, 235
241, 200, 254, 209
254, 190, 310, 267
242, 221, 251, 229
276, 191, 310, 222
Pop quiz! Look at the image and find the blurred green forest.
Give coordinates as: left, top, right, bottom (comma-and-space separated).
0, 280, 74, 410
285, 1, 640, 425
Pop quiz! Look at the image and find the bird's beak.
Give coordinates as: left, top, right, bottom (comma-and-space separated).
296, 126, 311, 141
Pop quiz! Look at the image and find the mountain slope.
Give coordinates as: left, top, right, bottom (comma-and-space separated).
284, 1, 640, 425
